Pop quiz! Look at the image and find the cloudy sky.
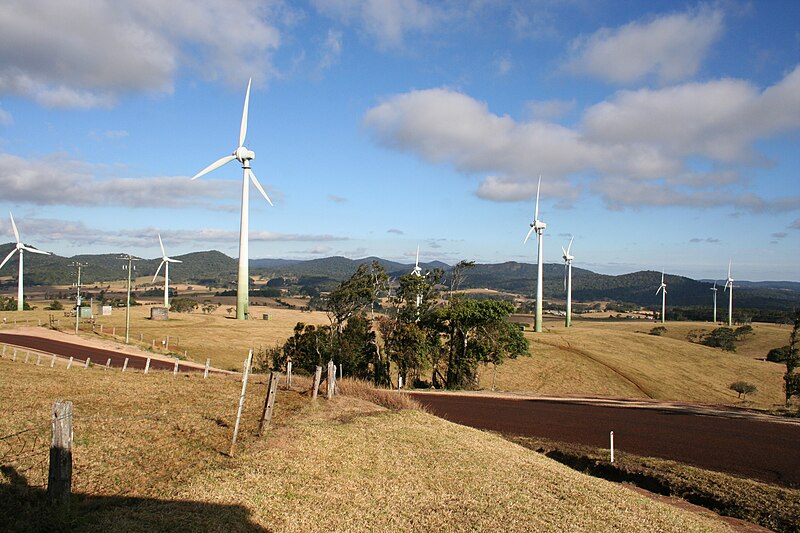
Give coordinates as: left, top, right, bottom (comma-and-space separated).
0, 0, 798, 280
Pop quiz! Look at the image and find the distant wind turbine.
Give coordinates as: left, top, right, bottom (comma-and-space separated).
152, 234, 182, 309
0, 213, 51, 311
411, 246, 422, 308
710, 281, 718, 323
655, 271, 667, 324
191, 78, 273, 320
524, 176, 547, 333
562, 237, 574, 328
724, 261, 734, 326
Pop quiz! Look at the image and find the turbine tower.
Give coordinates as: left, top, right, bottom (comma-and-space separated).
655, 271, 667, 324
152, 233, 182, 309
724, 261, 734, 326
562, 237, 574, 328
0, 213, 51, 311
524, 176, 547, 333
192, 78, 273, 320
411, 246, 422, 308
710, 281, 718, 323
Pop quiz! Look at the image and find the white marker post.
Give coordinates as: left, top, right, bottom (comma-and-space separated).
204, 358, 210, 379
144, 357, 151, 374
610, 431, 615, 463
106, 358, 111, 370
173, 358, 179, 375
67, 356, 73, 369
50, 354, 56, 368
84, 357, 91, 369
122, 358, 129, 372
398, 375, 403, 391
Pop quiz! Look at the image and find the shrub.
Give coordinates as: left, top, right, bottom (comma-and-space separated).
730, 381, 757, 400
701, 327, 737, 352
170, 298, 198, 313
767, 346, 791, 363
734, 325, 754, 340
649, 326, 667, 336
47, 300, 63, 310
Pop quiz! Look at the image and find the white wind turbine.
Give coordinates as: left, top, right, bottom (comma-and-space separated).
724, 260, 734, 326
524, 176, 547, 333
411, 246, 422, 307
191, 78, 273, 320
0, 213, 51, 311
562, 237, 574, 328
710, 281, 718, 323
655, 271, 667, 324
152, 234, 182, 309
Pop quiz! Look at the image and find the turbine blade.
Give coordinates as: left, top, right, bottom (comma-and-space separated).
727, 260, 731, 279
0, 248, 17, 270
563, 264, 567, 291
567, 236, 574, 254
415, 246, 419, 268
21, 245, 49, 255
248, 169, 273, 206
9, 213, 19, 244
153, 260, 165, 283
523, 226, 535, 244
158, 233, 165, 257
534, 175, 541, 222
239, 78, 251, 148
561, 245, 567, 257
192, 154, 236, 180
166, 258, 182, 263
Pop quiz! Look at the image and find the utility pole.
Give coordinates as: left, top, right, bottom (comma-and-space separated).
70, 262, 87, 335
120, 255, 140, 344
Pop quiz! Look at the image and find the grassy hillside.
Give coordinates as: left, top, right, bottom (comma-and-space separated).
0, 359, 731, 532
482, 320, 788, 407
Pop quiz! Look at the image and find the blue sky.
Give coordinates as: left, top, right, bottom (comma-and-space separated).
0, 0, 798, 281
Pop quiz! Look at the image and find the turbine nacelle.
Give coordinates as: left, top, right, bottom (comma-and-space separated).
235, 146, 255, 162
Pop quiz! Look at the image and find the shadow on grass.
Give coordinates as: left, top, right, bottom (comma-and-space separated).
1, 466, 270, 532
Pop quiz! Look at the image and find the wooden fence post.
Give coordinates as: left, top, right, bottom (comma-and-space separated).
47, 400, 73, 506
99, 324, 103, 334
50, 354, 56, 368
144, 357, 151, 374
36, 353, 42, 366
122, 358, 129, 372
84, 357, 90, 369
327, 360, 335, 400
112, 326, 116, 336
312, 366, 322, 400
105, 358, 111, 370
140, 333, 143, 342
24, 351, 30, 364
67, 357, 73, 369
229, 350, 253, 457
258, 371, 279, 436
2, 344, 6, 357
204, 358, 210, 379
286, 361, 292, 389
173, 358, 179, 375
12, 348, 17, 361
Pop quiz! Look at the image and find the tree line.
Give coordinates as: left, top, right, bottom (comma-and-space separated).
267, 260, 529, 389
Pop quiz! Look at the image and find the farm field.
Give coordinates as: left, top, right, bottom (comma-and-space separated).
1, 358, 734, 532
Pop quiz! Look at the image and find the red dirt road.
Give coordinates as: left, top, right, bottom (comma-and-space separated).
0, 333, 203, 373
413, 393, 800, 488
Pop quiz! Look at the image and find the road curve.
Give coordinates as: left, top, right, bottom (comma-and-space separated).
413, 393, 800, 488
0, 333, 205, 373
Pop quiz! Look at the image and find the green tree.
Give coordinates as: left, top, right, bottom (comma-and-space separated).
448, 259, 475, 298
729, 381, 757, 400
47, 300, 64, 311
783, 312, 800, 404
701, 327, 737, 352
275, 322, 335, 374
170, 298, 198, 313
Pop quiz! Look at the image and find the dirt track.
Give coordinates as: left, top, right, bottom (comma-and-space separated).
0, 333, 208, 373
413, 393, 800, 488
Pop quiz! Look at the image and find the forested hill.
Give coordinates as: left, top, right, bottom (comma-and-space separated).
1, 245, 797, 310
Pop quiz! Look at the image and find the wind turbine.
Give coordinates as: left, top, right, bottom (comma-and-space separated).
524, 176, 547, 333
191, 78, 273, 320
411, 246, 422, 307
724, 260, 734, 326
710, 281, 718, 323
562, 237, 574, 328
0, 213, 51, 311
152, 234, 182, 309
655, 271, 667, 324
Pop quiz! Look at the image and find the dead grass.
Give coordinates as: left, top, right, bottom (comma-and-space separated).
506, 434, 800, 533
0, 357, 735, 532
482, 321, 786, 408
336, 378, 425, 411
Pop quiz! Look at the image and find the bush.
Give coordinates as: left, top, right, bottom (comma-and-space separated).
701, 327, 737, 352
649, 326, 667, 336
734, 325, 754, 340
730, 381, 757, 400
767, 346, 791, 363
170, 298, 198, 313
47, 300, 63, 310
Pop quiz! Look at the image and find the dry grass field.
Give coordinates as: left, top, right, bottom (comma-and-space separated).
481, 319, 789, 408
0, 358, 734, 532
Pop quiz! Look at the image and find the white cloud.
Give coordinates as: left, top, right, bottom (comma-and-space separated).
312, 0, 445, 48
566, 7, 724, 84
0, 107, 11, 125
90, 130, 129, 141
0, 152, 233, 208
0, 0, 284, 108
495, 55, 512, 76
364, 67, 800, 211
524, 99, 575, 120
387, 228, 404, 235
317, 29, 343, 73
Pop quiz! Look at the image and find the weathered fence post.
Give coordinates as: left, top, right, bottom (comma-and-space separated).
67, 357, 73, 369
50, 354, 57, 368
286, 361, 292, 389
24, 351, 30, 364
312, 366, 322, 400
327, 360, 335, 400
166, 335, 170, 351
339, 364, 343, 380
204, 358, 210, 379
173, 358, 179, 375
122, 358, 129, 372
144, 357, 151, 374
2, 344, 6, 357
47, 400, 73, 506
12, 348, 17, 361
105, 358, 111, 370
112, 326, 116, 336
398, 375, 403, 391
152, 339, 155, 349
229, 350, 253, 457
610, 431, 615, 463
140, 333, 143, 342
84, 357, 90, 369
258, 371, 279, 435
99, 324, 103, 334
36, 353, 42, 366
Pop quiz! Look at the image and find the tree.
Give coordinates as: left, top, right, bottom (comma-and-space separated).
449, 260, 475, 298
783, 312, 800, 404
733, 325, 754, 340
170, 298, 198, 313
730, 381, 757, 400
382, 320, 435, 387
274, 322, 335, 374
767, 345, 791, 363
701, 327, 737, 352
326, 263, 382, 332
47, 300, 64, 311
